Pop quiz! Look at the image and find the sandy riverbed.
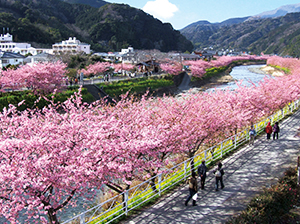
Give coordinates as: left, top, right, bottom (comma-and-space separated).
260, 65, 285, 76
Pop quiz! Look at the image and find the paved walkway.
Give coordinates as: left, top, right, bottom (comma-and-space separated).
124, 109, 300, 224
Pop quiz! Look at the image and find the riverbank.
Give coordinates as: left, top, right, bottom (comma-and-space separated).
110, 61, 269, 98
189, 60, 266, 91
260, 65, 285, 76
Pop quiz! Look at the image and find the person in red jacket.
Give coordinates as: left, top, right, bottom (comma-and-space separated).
265, 122, 273, 139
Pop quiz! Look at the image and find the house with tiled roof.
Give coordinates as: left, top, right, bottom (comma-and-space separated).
0, 51, 25, 68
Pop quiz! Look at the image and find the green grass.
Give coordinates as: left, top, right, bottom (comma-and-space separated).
98, 75, 174, 98
269, 64, 291, 74
0, 87, 94, 111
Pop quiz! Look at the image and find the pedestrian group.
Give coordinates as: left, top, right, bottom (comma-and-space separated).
248, 121, 280, 145
264, 121, 280, 140
186, 121, 281, 206
185, 161, 225, 206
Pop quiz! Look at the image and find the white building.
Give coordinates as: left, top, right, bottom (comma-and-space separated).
0, 51, 25, 68
23, 52, 56, 65
52, 37, 90, 55
120, 46, 134, 55
93, 47, 137, 63
0, 33, 53, 56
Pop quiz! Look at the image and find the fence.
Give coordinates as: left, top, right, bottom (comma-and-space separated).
62, 99, 299, 224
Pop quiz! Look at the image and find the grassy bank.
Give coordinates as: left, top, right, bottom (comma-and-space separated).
0, 87, 94, 111
97, 75, 174, 98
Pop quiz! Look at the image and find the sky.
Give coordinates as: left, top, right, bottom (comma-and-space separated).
105, 0, 300, 30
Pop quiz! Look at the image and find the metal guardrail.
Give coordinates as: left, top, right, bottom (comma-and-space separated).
62, 99, 299, 224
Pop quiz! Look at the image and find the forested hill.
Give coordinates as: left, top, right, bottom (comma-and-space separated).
61, 0, 107, 8
181, 12, 300, 57
0, 0, 193, 52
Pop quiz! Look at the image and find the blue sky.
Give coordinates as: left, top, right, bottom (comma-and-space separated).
105, 0, 300, 29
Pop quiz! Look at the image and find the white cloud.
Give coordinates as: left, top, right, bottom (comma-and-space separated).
142, 0, 179, 20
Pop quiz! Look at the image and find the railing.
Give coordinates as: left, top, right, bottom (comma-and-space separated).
62, 99, 299, 224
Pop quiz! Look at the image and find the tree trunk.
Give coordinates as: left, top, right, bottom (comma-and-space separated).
47, 207, 59, 224
150, 175, 157, 192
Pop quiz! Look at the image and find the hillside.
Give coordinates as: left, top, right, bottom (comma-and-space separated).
0, 0, 193, 52
181, 12, 300, 57
180, 17, 249, 48
61, 0, 107, 8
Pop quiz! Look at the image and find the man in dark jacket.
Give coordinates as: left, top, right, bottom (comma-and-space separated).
273, 122, 280, 139
214, 162, 225, 191
185, 172, 198, 206
198, 160, 207, 190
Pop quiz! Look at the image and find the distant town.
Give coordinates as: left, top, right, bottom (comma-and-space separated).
0, 33, 251, 69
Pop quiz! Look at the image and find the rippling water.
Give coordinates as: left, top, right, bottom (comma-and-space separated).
210, 64, 270, 91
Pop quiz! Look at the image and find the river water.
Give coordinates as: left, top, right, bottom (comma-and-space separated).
1, 64, 271, 223
209, 64, 270, 91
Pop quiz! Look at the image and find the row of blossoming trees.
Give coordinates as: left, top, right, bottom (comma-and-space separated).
1, 55, 300, 223
0, 61, 135, 94
79, 62, 134, 77
160, 55, 269, 77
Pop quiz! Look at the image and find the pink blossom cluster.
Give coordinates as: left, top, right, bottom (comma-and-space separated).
160, 61, 182, 75
80, 62, 135, 76
80, 62, 111, 76
1, 56, 300, 222
267, 55, 300, 73
112, 63, 135, 73
0, 61, 67, 94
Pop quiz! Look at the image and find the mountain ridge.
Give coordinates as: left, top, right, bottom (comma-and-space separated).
180, 3, 300, 56
0, 0, 193, 53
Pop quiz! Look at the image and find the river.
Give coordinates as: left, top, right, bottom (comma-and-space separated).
208, 64, 270, 91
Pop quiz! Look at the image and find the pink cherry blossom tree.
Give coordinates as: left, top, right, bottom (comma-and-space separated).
0, 92, 120, 223
112, 63, 135, 74
0, 61, 67, 94
160, 61, 183, 75
80, 62, 111, 76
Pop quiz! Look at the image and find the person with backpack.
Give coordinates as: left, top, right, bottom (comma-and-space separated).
214, 162, 224, 191
249, 125, 257, 145
198, 160, 208, 190
273, 122, 280, 140
265, 122, 273, 140
185, 171, 198, 206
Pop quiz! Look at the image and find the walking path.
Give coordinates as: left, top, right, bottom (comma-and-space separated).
124, 109, 300, 224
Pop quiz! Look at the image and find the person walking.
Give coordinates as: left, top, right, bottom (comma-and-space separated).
198, 160, 208, 190
185, 172, 198, 206
214, 162, 224, 191
273, 122, 280, 140
249, 125, 257, 145
265, 122, 273, 140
